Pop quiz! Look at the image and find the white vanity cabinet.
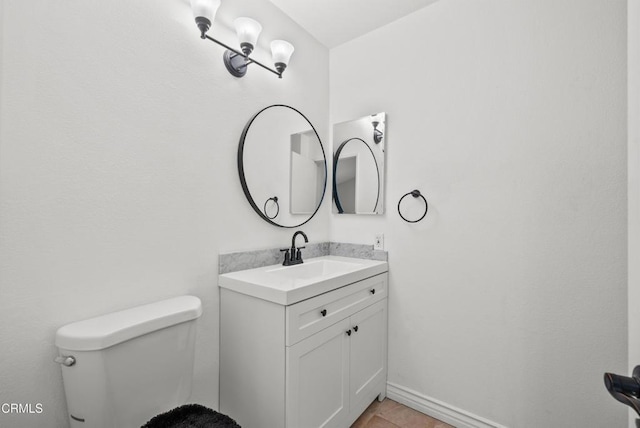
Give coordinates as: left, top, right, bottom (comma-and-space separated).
286, 298, 387, 427
219, 272, 388, 428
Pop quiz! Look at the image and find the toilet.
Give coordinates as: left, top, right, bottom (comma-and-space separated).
55, 295, 204, 428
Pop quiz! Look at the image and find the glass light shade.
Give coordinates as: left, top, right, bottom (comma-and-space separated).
270, 40, 295, 66
234, 17, 262, 47
190, 0, 220, 21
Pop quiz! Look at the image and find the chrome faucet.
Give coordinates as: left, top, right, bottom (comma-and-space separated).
281, 231, 308, 266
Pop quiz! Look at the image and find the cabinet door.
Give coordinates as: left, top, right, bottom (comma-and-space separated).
286, 318, 351, 428
349, 299, 387, 413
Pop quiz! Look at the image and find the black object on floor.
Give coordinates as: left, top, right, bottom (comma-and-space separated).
604, 365, 640, 427
142, 403, 241, 428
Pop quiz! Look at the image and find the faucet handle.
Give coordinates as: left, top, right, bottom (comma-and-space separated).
280, 248, 291, 265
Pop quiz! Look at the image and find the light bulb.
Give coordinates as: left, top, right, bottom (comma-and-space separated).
191, 0, 220, 37
234, 17, 262, 56
191, 0, 220, 20
271, 40, 294, 75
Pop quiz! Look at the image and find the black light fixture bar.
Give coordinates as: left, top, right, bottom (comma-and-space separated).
203, 34, 281, 78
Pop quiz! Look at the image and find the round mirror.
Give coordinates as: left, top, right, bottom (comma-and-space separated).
333, 138, 381, 214
238, 105, 327, 228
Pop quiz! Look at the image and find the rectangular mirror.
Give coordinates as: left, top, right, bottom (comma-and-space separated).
332, 112, 386, 215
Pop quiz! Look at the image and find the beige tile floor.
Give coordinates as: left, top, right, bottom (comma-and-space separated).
351, 398, 454, 428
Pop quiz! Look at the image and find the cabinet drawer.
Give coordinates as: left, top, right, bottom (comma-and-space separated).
286, 273, 387, 346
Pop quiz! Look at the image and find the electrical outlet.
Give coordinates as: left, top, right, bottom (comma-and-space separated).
374, 233, 384, 250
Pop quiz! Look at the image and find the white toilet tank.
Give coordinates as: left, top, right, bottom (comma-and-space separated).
55, 295, 202, 428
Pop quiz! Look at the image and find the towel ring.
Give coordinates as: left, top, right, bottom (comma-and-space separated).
398, 190, 428, 223
263, 196, 280, 220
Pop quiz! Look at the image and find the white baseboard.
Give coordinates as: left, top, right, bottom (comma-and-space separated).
386, 382, 508, 428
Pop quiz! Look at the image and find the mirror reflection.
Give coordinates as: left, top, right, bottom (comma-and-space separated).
239, 105, 327, 228
332, 112, 386, 215
290, 130, 326, 214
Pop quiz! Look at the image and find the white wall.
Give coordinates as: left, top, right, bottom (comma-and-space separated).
629, 0, 640, 426
330, 1, 627, 427
0, 0, 329, 426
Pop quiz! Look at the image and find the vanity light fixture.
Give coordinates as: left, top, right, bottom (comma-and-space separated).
372, 115, 383, 144
190, 0, 294, 79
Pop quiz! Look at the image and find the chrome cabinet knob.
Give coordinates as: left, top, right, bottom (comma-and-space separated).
54, 356, 76, 367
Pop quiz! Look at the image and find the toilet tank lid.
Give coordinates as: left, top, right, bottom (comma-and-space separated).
55, 295, 202, 351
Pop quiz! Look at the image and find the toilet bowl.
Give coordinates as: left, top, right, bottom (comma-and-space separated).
55, 295, 204, 428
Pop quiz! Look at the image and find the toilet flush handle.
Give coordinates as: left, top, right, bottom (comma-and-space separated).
54, 355, 76, 367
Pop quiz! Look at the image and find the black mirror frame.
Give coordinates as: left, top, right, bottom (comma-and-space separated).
238, 104, 328, 228
333, 137, 381, 214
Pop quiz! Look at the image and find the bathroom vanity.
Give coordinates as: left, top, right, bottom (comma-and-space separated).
218, 256, 388, 428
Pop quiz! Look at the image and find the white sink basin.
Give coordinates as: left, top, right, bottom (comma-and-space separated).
265, 258, 361, 280
219, 255, 388, 305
